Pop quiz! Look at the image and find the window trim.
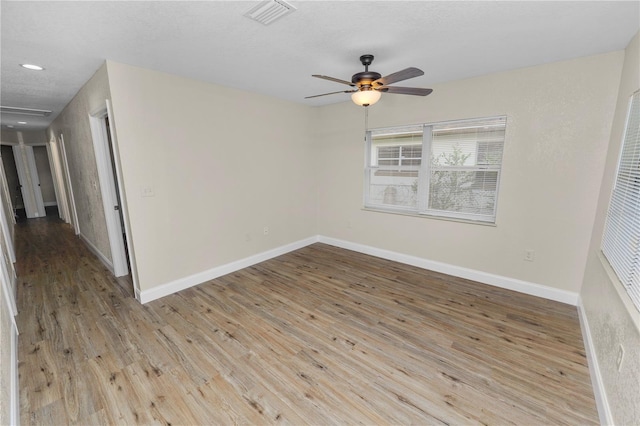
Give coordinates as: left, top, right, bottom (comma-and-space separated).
601, 90, 640, 313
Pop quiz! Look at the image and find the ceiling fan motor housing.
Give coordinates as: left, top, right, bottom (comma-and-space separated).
353, 54, 380, 88
352, 71, 382, 87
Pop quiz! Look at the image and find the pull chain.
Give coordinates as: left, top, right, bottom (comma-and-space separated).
364, 106, 369, 141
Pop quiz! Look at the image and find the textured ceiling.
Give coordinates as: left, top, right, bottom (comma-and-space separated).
1, 1, 639, 130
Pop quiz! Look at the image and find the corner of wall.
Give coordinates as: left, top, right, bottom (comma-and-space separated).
577, 295, 614, 425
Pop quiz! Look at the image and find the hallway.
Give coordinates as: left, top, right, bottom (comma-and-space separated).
15, 218, 599, 424
15, 217, 135, 423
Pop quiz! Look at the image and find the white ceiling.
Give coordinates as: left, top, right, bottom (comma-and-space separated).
1, 1, 639, 131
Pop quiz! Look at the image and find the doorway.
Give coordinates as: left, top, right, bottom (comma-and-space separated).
32, 145, 58, 217
104, 115, 130, 270
9, 145, 45, 219
0, 145, 24, 221
89, 101, 139, 299
1, 143, 58, 221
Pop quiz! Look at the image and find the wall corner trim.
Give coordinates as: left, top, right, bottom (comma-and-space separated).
577, 296, 614, 425
318, 236, 579, 306
139, 236, 320, 304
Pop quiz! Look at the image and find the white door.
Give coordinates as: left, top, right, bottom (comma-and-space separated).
12, 145, 45, 218
89, 105, 129, 277
26, 146, 46, 214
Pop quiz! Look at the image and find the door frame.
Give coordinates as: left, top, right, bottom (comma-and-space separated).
89, 101, 137, 288
0, 158, 16, 263
59, 134, 80, 234
105, 99, 139, 292
46, 138, 67, 222
49, 137, 71, 224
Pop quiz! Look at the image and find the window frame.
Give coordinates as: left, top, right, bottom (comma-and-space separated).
601, 90, 640, 312
364, 116, 506, 224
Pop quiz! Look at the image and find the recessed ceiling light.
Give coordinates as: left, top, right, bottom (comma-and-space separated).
17, 121, 27, 124
20, 64, 44, 71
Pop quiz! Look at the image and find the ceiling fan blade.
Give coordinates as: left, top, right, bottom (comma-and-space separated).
377, 86, 433, 96
373, 67, 424, 86
312, 74, 356, 86
305, 90, 357, 99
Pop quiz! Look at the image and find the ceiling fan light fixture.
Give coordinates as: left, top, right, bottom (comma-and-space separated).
352, 89, 381, 107
307, 55, 431, 105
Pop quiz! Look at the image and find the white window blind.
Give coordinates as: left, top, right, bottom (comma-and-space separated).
365, 116, 506, 223
602, 90, 640, 311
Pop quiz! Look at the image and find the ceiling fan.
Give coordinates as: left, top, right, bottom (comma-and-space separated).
306, 54, 433, 106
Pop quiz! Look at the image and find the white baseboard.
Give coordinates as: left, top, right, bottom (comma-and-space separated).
79, 233, 114, 275
318, 236, 579, 306
139, 234, 579, 306
577, 296, 613, 425
140, 236, 320, 304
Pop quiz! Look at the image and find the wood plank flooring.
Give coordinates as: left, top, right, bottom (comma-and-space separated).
15, 218, 599, 424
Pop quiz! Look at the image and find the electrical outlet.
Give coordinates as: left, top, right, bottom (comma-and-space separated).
616, 344, 625, 372
263, 226, 269, 235
524, 249, 535, 262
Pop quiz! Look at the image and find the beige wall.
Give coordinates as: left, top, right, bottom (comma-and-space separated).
15, 130, 47, 146
0, 130, 19, 145
581, 32, 640, 425
315, 51, 623, 294
0, 129, 47, 146
106, 61, 317, 291
46, 64, 113, 263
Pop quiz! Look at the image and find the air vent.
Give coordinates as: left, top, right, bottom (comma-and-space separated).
1, 106, 52, 117
244, 0, 296, 25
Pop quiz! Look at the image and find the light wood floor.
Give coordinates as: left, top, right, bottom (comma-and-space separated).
16, 218, 598, 425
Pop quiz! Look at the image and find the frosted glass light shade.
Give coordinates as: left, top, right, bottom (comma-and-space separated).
351, 90, 381, 106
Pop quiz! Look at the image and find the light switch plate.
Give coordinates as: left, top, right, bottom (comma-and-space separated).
141, 185, 155, 197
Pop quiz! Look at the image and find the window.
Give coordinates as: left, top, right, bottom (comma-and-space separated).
375, 139, 422, 177
602, 90, 640, 312
364, 116, 506, 223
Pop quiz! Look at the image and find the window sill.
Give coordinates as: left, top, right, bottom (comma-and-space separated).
361, 206, 497, 227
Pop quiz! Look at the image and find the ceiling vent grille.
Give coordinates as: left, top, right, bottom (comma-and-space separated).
1, 105, 52, 117
244, 0, 296, 25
